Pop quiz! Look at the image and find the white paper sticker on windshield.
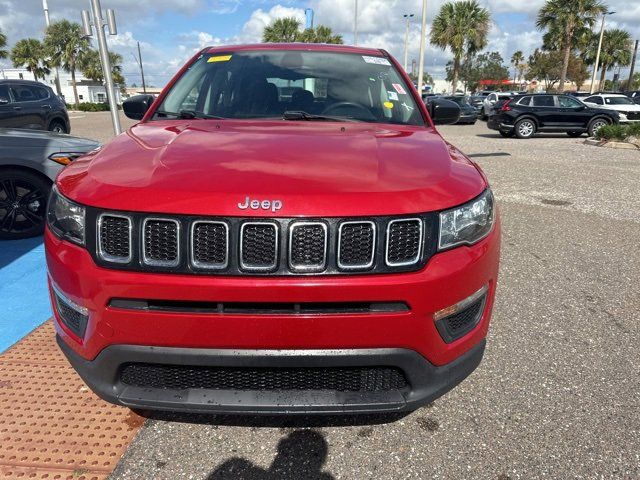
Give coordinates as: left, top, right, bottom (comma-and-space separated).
362, 56, 391, 66
392, 83, 407, 95
388, 91, 399, 101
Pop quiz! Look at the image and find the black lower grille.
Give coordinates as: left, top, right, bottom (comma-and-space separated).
120, 364, 409, 392
54, 291, 88, 338
144, 219, 179, 266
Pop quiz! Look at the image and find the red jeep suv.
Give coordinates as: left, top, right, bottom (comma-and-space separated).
45, 44, 500, 415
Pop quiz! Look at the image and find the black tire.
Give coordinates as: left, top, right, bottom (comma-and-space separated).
499, 130, 515, 138
567, 131, 583, 138
0, 168, 51, 240
588, 118, 609, 138
48, 119, 67, 134
514, 118, 536, 139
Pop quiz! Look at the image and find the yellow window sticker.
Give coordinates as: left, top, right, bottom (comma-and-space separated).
384, 101, 394, 109
208, 55, 232, 63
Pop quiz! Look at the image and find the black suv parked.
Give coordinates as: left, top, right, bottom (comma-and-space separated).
487, 94, 619, 139
0, 80, 70, 133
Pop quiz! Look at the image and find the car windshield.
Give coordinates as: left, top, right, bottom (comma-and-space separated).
155, 50, 424, 126
604, 97, 634, 105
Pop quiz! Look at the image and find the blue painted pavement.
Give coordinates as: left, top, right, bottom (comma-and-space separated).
0, 237, 52, 353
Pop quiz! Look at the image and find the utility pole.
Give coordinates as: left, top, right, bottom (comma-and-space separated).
136, 41, 146, 93
628, 40, 638, 90
403, 14, 414, 72
82, 0, 121, 135
42, 0, 62, 96
590, 11, 615, 94
417, 0, 428, 95
354, 0, 358, 46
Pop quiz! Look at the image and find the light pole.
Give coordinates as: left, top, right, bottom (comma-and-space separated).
354, 0, 358, 46
82, 0, 121, 135
403, 14, 414, 72
628, 40, 638, 90
135, 41, 146, 94
417, 0, 428, 95
590, 11, 615, 94
42, 0, 62, 96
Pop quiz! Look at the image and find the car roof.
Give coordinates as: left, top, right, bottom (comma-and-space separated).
0, 79, 50, 87
596, 93, 626, 97
205, 43, 384, 56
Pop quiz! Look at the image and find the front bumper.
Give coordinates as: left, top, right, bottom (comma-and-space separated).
57, 335, 486, 414
46, 215, 500, 413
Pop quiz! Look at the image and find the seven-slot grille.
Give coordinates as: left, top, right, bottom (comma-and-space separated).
90, 211, 436, 275
143, 218, 180, 267
97, 214, 131, 263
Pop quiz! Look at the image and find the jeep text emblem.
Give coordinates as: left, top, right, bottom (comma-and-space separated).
238, 196, 283, 213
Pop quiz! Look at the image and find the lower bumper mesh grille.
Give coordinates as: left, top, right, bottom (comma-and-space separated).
120, 364, 409, 392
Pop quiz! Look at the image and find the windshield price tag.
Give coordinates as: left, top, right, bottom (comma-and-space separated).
392, 83, 407, 95
362, 56, 391, 66
388, 91, 399, 101
208, 55, 233, 63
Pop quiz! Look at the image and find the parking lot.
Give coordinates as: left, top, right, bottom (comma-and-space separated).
59, 113, 639, 479
4, 112, 638, 479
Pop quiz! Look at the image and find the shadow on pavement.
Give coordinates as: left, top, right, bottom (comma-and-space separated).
475, 133, 580, 139
137, 410, 408, 428
206, 430, 334, 480
0, 236, 43, 269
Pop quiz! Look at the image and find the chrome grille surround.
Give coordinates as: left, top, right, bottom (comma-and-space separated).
288, 221, 328, 272
337, 221, 376, 271
239, 221, 279, 272
96, 213, 133, 264
385, 218, 423, 267
190, 220, 229, 270
142, 217, 181, 268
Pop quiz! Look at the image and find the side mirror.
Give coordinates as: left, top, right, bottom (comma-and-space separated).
123, 94, 156, 120
0, 97, 10, 105
429, 99, 461, 125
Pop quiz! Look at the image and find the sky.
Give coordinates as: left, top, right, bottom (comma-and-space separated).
0, 0, 639, 88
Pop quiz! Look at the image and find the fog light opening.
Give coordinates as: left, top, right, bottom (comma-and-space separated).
51, 283, 89, 339
434, 285, 488, 321
434, 285, 489, 344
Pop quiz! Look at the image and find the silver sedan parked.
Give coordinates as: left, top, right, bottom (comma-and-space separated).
0, 128, 100, 239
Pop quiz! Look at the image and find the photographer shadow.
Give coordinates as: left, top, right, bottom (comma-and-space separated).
207, 429, 334, 480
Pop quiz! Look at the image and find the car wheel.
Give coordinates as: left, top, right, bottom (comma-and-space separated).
0, 169, 51, 240
499, 130, 515, 138
567, 131, 583, 138
588, 118, 609, 137
48, 120, 67, 134
515, 119, 536, 139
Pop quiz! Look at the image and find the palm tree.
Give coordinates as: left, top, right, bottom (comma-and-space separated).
311, 25, 343, 44
430, 0, 491, 93
0, 28, 8, 59
263, 18, 301, 43
78, 49, 126, 100
10, 39, 51, 81
593, 29, 633, 90
511, 51, 524, 86
536, 0, 607, 92
44, 20, 89, 108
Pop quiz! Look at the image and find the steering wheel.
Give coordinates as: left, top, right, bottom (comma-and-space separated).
322, 101, 374, 119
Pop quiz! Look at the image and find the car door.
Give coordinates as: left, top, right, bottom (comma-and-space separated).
0, 84, 14, 128
531, 95, 559, 128
557, 95, 591, 128
8, 84, 45, 129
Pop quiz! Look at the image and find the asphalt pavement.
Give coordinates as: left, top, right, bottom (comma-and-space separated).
69, 114, 639, 480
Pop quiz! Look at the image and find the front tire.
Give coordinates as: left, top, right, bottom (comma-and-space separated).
515, 119, 536, 139
0, 169, 51, 240
588, 118, 609, 138
48, 120, 67, 134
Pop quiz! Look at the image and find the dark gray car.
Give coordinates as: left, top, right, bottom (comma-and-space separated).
0, 79, 71, 133
0, 128, 100, 239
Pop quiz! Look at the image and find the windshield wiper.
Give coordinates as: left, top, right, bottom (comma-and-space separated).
155, 110, 225, 120
282, 111, 358, 122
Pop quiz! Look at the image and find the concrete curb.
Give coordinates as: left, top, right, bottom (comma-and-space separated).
584, 137, 640, 150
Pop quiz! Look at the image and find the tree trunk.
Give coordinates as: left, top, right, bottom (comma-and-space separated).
599, 63, 607, 91
71, 62, 80, 109
451, 56, 460, 94
559, 26, 573, 92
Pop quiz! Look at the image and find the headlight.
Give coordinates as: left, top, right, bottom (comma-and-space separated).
46, 186, 85, 245
439, 189, 495, 250
48, 152, 83, 166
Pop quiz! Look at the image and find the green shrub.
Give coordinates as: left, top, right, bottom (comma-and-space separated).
596, 124, 628, 141
66, 102, 121, 112
625, 122, 640, 138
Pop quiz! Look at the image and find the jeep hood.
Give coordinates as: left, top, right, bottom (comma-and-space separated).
57, 120, 486, 217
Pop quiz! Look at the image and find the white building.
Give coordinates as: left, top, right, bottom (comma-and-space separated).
0, 66, 122, 104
